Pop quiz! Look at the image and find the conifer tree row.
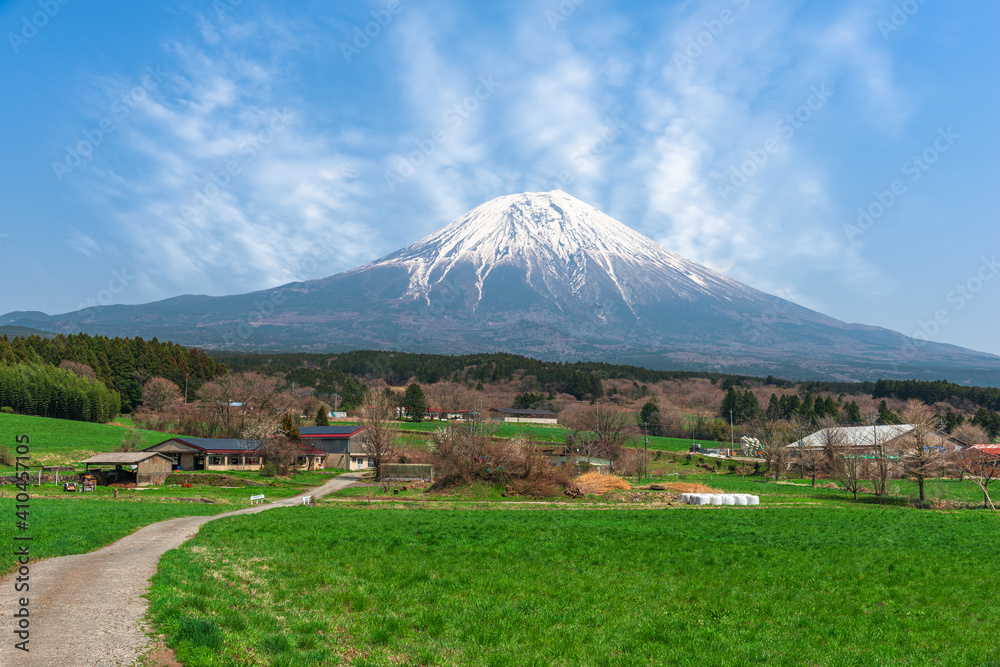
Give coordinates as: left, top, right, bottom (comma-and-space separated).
0, 363, 120, 422
0, 333, 223, 412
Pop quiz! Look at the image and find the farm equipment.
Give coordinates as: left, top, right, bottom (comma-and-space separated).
63, 481, 77, 492
80, 474, 97, 492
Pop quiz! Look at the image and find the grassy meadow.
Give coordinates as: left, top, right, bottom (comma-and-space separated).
378, 419, 710, 452
148, 504, 1000, 667
0, 469, 347, 575
0, 412, 182, 466
0, 497, 226, 576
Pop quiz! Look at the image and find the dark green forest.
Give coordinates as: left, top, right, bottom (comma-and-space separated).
0, 334, 221, 414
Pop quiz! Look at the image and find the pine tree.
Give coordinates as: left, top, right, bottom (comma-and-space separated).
279, 412, 301, 442
316, 405, 330, 426
402, 382, 429, 422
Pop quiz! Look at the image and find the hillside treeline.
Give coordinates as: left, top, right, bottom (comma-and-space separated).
0, 334, 221, 412
0, 363, 120, 422
873, 379, 1000, 412
211, 350, 834, 404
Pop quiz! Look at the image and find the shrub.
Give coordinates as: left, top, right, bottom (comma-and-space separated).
0, 445, 15, 466
507, 473, 564, 499
260, 462, 278, 477
1, 406, 14, 414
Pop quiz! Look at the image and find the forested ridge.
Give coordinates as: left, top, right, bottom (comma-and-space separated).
3, 334, 1000, 430
0, 334, 221, 415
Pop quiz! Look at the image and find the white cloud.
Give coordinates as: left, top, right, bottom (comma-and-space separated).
66, 229, 102, 258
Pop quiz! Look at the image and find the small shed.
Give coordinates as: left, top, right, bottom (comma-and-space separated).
79, 452, 175, 486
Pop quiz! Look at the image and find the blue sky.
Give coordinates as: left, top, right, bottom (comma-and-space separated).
2, 0, 998, 357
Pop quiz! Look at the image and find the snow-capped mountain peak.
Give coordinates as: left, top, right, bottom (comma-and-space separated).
360, 190, 757, 311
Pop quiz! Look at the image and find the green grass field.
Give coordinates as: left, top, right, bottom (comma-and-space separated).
147, 504, 1000, 667
0, 469, 346, 575
382, 420, 712, 452
0, 413, 182, 466
0, 498, 226, 576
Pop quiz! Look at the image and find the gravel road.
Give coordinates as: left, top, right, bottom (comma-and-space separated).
1, 473, 363, 667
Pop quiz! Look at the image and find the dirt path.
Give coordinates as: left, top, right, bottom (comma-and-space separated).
1, 473, 363, 667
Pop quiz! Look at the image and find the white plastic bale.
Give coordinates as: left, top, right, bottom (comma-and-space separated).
710, 495, 723, 505
734, 494, 748, 506
722, 495, 736, 505
747, 495, 760, 505
680, 493, 690, 504
695, 494, 709, 505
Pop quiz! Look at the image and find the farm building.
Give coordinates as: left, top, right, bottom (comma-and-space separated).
79, 452, 174, 486
299, 426, 373, 470
539, 446, 611, 473
489, 408, 558, 424
788, 424, 965, 452
143, 437, 325, 471
971, 444, 1000, 461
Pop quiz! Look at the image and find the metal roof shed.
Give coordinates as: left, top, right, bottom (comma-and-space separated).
79, 452, 175, 486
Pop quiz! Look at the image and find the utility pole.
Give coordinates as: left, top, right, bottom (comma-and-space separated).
643, 421, 649, 482
184, 373, 189, 404
730, 408, 734, 455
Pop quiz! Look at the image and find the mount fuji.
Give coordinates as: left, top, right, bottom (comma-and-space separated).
5, 191, 1000, 383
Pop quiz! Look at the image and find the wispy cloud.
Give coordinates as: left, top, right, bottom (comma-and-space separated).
70, 14, 376, 299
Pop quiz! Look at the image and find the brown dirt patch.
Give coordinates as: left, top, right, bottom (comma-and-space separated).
139, 635, 183, 667
573, 472, 631, 495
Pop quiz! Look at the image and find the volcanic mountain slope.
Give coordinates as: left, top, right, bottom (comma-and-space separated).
5, 191, 1000, 383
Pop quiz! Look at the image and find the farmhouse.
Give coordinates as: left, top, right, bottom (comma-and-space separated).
788, 424, 964, 452
143, 437, 325, 471
489, 408, 558, 424
971, 444, 1000, 461
299, 426, 373, 471
79, 452, 174, 486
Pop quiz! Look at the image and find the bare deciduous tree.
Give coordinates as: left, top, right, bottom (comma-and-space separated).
117, 427, 143, 453
817, 426, 864, 499
900, 399, 948, 503
242, 418, 298, 475
948, 423, 988, 480
958, 448, 1000, 509
141, 377, 182, 413
571, 405, 634, 472
58, 359, 97, 380
359, 388, 400, 480
749, 417, 798, 482
791, 445, 824, 487
951, 422, 988, 448
865, 416, 898, 499
199, 372, 290, 438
